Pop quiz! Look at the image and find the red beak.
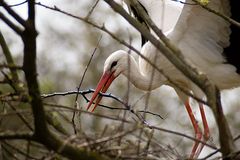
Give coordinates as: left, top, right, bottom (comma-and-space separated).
87, 71, 116, 112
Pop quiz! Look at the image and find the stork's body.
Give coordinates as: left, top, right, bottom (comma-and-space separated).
87, 0, 240, 158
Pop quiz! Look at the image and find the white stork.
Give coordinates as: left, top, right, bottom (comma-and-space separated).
87, 0, 240, 158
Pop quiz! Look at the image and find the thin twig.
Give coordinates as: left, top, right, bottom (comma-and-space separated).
74, 36, 102, 102
7, 0, 27, 7
1, 70, 18, 92
143, 129, 154, 157
85, 0, 100, 19
7, 102, 34, 131
72, 35, 102, 134
171, 0, 197, 5
138, 110, 164, 119
26, 140, 31, 160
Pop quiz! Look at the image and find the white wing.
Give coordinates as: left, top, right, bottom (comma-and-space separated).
138, 0, 240, 88
138, 0, 183, 33
169, 0, 231, 67
167, 0, 240, 88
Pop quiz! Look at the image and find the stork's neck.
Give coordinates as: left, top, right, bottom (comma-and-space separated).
122, 56, 164, 91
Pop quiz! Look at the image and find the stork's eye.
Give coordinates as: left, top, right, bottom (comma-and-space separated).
110, 61, 118, 69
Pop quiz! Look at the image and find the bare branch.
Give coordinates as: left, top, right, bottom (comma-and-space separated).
0, 31, 24, 92
0, 0, 27, 28
0, 12, 23, 35
85, 0, 100, 19
138, 110, 164, 119
0, 131, 33, 140
0, 63, 22, 70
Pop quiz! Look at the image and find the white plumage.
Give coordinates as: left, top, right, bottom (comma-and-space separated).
137, 0, 240, 93
87, 0, 240, 158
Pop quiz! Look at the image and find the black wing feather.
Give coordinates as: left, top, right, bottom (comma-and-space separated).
224, 0, 240, 73
129, 2, 149, 46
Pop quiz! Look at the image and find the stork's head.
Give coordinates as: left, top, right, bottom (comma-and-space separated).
103, 50, 131, 76
87, 50, 131, 112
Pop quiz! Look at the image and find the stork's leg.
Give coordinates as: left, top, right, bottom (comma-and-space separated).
195, 103, 210, 157
184, 98, 202, 159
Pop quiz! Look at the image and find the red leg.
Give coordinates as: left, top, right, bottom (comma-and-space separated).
199, 103, 210, 140
195, 103, 210, 157
184, 98, 202, 159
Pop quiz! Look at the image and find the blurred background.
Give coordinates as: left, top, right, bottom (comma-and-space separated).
0, 0, 240, 159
